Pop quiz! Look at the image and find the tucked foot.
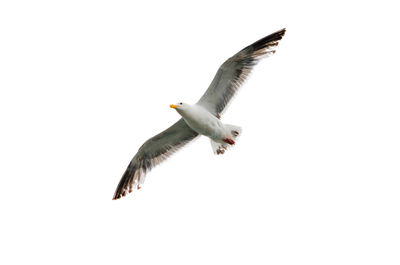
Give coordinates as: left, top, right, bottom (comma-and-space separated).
223, 137, 235, 145
216, 145, 227, 155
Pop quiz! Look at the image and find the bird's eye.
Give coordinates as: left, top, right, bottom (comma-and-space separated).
179, 102, 182, 105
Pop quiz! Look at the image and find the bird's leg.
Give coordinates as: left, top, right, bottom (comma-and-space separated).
222, 138, 235, 145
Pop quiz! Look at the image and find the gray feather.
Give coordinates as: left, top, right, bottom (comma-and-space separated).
113, 119, 198, 200
197, 28, 286, 116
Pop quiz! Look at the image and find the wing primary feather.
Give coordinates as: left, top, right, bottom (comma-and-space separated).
113, 119, 198, 200
197, 28, 286, 116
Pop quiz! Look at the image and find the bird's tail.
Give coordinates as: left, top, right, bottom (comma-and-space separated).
226, 124, 242, 141
210, 124, 242, 155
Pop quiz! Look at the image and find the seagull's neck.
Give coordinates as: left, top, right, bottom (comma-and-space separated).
176, 104, 193, 118
177, 104, 213, 122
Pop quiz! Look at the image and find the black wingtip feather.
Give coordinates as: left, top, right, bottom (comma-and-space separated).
112, 163, 136, 200
242, 28, 286, 53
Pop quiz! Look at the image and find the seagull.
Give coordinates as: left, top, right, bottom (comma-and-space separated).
113, 28, 286, 200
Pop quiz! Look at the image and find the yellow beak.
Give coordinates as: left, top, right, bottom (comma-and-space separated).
170, 104, 178, 109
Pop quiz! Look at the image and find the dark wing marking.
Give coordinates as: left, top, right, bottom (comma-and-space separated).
113, 118, 198, 200
197, 28, 286, 116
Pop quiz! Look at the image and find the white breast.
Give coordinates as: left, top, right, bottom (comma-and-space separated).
180, 105, 225, 139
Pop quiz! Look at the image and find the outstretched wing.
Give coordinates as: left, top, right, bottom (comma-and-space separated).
113, 119, 198, 200
197, 28, 286, 116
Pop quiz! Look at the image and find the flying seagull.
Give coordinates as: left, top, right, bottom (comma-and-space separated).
113, 28, 286, 200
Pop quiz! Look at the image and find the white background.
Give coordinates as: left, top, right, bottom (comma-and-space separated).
1, 0, 399, 264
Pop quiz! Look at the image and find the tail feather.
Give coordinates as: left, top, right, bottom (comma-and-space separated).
226, 124, 242, 140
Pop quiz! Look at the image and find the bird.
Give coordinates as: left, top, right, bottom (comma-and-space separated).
113, 28, 286, 200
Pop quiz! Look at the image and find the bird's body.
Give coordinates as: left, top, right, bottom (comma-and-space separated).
113, 28, 286, 200
175, 103, 226, 141
172, 103, 241, 153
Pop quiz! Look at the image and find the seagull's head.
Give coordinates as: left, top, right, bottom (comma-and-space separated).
169, 102, 187, 113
